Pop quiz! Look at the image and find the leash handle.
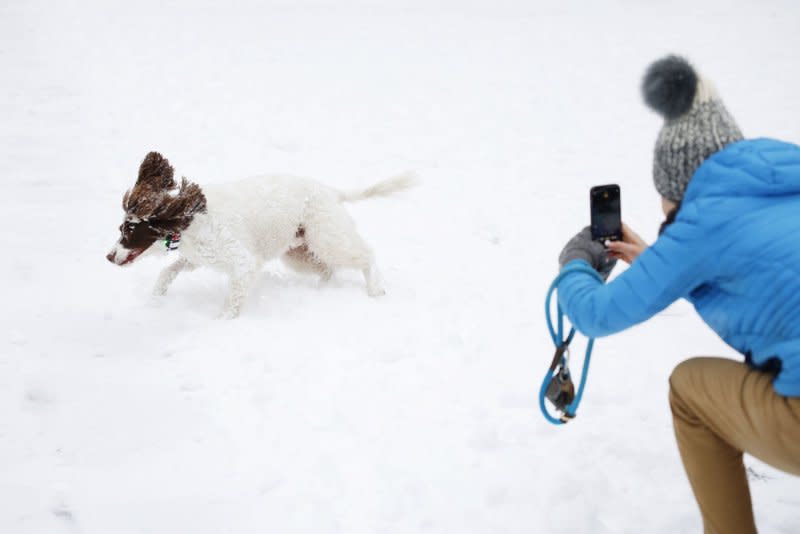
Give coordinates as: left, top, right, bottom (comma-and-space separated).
539, 263, 602, 425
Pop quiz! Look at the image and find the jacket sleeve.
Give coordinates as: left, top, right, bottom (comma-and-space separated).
557, 217, 712, 338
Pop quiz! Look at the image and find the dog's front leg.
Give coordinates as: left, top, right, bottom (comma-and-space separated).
153, 257, 195, 296
220, 244, 260, 319
221, 267, 259, 319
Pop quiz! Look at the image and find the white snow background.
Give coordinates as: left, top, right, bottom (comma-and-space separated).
1, 1, 799, 532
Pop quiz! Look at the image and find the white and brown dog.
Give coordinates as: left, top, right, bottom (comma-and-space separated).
107, 152, 415, 318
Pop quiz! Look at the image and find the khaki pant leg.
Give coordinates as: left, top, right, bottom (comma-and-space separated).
668, 357, 800, 534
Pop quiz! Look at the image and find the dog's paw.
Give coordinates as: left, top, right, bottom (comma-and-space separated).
152, 285, 168, 297
315, 270, 334, 288
367, 286, 386, 297
218, 307, 241, 320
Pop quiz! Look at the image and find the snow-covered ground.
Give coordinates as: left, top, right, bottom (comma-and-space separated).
1, 1, 798, 532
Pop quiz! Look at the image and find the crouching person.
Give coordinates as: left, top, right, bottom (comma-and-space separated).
557, 55, 800, 533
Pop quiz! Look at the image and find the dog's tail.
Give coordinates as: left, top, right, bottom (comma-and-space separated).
338, 171, 418, 203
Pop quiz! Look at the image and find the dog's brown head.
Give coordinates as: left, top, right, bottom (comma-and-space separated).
107, 152, 207, 266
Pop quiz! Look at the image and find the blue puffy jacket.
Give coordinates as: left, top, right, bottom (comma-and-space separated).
558, 138, 800, 397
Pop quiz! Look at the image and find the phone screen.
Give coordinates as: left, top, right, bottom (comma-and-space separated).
591, 185, 622, 241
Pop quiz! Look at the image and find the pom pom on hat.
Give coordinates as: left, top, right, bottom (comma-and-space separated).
642, 55, 698, 120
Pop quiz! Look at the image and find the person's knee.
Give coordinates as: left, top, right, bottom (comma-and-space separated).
670, 358, 701, 393
669, 357, 707, 416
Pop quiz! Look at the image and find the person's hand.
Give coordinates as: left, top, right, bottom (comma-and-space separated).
606, 223, 648, 265
558, 227, 617, 280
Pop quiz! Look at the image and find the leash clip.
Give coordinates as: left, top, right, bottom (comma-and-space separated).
545, 342, 577, 414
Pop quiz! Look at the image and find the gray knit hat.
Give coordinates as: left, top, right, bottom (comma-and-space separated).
642, 55, 744, 202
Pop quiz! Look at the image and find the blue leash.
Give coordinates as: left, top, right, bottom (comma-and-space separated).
539, 263, 602, 425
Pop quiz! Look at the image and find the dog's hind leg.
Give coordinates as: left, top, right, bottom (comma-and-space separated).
362, 263, 385, 297
282, 244, 333, 282
153, 257, 196, 296
303, 208, 385, 297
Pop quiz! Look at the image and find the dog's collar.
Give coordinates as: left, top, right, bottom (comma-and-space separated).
165, 232, 181, 251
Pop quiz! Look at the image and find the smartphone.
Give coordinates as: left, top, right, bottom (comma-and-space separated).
590, 184, 622, 242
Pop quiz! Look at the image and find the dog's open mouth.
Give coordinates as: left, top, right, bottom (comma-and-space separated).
107, 246, 146, 266
119, 248, 145, 265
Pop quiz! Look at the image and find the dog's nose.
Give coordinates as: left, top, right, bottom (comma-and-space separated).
106, 250, 116, 263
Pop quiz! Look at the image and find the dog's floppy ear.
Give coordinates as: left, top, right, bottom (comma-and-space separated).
150, 177, 208, 232
137, 151, 176, 190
